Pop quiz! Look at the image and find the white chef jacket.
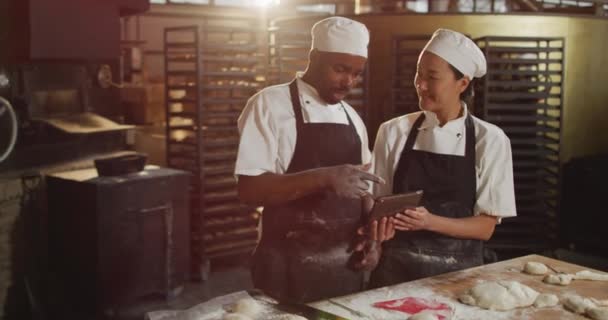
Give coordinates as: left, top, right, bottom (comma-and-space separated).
372, 106, 517, 219
235, 76, 371, 176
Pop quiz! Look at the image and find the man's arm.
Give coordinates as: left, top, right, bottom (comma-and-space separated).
238, 163, 384, 207
237, 170, 324, 206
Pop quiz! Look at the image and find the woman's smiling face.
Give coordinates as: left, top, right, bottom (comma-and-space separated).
414, 51, 469, 113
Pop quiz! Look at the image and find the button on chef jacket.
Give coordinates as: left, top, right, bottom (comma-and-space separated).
372, 106, 517, 220
236, 75, 371, 176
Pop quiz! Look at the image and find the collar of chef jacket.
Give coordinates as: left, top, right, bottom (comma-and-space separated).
419, 101, 469, 138
295, 72, 345, 111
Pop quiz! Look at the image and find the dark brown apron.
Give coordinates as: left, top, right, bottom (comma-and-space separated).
251, 80, 365, 303
370, 112, 484, 287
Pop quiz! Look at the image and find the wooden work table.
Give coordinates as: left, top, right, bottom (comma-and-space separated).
310, 254, 608, 319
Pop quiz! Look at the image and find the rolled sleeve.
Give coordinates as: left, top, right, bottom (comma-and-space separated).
474, 130, 517, 219
371, 122, 394, 197
235, 95, 278, 177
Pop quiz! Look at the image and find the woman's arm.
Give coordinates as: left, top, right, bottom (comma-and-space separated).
393, 207, 498, 241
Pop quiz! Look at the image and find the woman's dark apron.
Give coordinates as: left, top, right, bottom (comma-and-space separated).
251, 80, 365, 303
370, 112, 484, 287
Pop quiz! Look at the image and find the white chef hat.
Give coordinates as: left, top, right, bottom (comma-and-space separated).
311, 17, 369, 58
422, 29, 487, 79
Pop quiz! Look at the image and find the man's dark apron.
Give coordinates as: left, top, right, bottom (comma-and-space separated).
369, 112, 484, 287
251, 80, 365, 303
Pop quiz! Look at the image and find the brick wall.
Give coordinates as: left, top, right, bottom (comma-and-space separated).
0, 179, 25, 319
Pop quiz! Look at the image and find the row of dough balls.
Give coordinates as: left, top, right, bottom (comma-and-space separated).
563, 294, 608, 320
523, 261, 608, 286
459, 280, 608, 320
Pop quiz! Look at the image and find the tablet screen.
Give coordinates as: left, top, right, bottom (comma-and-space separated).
370, 190, 423, 220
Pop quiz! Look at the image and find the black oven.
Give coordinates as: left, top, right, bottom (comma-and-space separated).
0, 0, 150, 172
0, 62, 130, 170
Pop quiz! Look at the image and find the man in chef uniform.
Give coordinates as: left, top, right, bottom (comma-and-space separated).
235, 17, 393, 303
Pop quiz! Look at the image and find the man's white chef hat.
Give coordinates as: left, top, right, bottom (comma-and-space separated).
311, 17, 369, 58
421, 29, 487, 79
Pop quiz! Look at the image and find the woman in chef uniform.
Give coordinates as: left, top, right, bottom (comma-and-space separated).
369, 29, 517, 287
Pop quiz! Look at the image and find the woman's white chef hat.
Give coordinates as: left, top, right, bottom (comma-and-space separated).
421, 29, 487, 78
311, 17, 369, 58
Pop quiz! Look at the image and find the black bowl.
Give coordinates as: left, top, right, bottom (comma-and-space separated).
94, 153, 147, 177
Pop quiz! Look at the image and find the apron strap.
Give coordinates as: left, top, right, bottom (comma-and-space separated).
392, 113, 426, 193
289, 79, 359, 137
394, 110, 476, 196
289, 80, 305, 129
341, 102, 356, 127
340, 102, 361, 143
405, 113, 426, 152
464, 113, 477, 209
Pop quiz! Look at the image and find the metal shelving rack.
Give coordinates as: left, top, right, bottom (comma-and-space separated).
475, 36, 565, 258
164, 19, 265, 279
391, 34, 432, 117
268, 24, 370, 121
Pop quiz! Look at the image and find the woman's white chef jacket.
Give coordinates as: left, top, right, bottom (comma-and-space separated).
372, 106, 517, 219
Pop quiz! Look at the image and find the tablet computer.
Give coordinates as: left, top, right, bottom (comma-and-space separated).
369, 190, 424, 221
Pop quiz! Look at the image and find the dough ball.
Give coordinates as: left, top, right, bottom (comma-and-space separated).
458, 281, 539, 311
234, 299, 262, 317
562, 294, 597, 314
534, 293, 559, 308
575, 270, 608, 281
543, 274, 574, 286
408, 310, 439, 320
523, 261, 548, 275
587, 307, 608, 320
459, 294, 476, 306
223, 313, 253, 320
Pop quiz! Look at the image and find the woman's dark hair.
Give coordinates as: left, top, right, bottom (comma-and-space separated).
449, 64, 474, 103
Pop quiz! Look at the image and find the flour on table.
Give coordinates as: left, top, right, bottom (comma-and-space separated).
533, 293, 559, 308
146, 290, 308, 320
408, 310, 440, 320
310, 283, 519, 320
575, 270, 608, 281
458, 281, 539, 311
523, 262, 548, 275
543, 274, 574, 286
333, 286, 449, 320
233, 299, 262, 318
147, 291, 251, 320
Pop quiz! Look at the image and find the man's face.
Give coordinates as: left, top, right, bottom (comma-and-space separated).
311, 51, 367, 104
414, 51, 468, 113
